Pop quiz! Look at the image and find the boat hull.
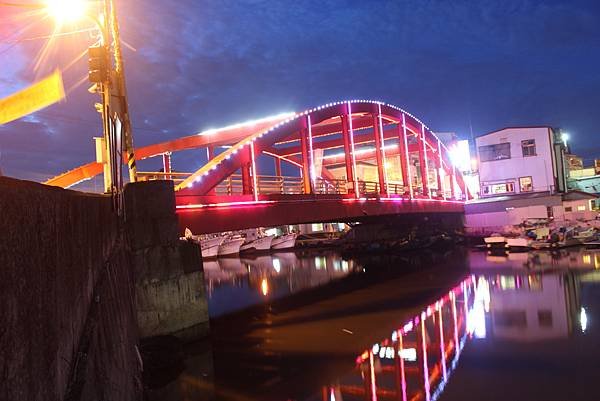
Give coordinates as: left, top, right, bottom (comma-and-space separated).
506, 238, 530, 252
271, 233, 297, 250
218, 237, 245, 256
240, 235, 275, 253
200, 237, 224, 259
484, 236, 506, 249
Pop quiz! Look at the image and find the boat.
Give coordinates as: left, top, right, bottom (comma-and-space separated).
271, 233, 298, 250
530, 240, 552, 250
240, 230, 275, 253
484, 234, 506, 249
505, 237, 531, 252
218, 236, 246, 256
199, 236, 225, 259
573, 227, 596, 241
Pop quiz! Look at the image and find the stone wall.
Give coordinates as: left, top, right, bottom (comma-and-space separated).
0, 177, 141, 401
124, 180, 209, 340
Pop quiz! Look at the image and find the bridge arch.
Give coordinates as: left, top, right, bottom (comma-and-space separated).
174, 100, 470, 204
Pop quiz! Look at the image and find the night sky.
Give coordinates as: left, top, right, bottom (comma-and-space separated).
1, 0, 599, 183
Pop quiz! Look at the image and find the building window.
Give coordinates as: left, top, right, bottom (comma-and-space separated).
578, 205, 586, 211
479, 143, 511, 162
565, 206, 573, 212
483, 182, 515, 195
519, 176, 533, 192
538, 310, 553, 327
521, 139, 536, 157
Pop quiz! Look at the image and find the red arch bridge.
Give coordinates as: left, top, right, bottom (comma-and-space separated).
46, 100, 471, 234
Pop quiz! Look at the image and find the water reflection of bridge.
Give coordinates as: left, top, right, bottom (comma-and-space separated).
328, 266, 585, 401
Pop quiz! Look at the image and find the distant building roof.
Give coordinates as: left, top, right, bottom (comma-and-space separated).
477, 126, 553, 139
562, 190, 599, 201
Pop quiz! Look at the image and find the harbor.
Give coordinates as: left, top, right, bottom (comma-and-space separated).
143, 246, 600, 401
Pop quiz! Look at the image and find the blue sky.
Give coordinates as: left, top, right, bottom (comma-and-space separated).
1, 0, 599, 181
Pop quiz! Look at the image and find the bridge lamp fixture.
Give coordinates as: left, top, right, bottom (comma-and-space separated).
561, 132, 570, 146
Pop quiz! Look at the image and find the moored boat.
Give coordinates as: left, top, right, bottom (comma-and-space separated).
484, 234, 506, 249
271, 233, 298, 250
218, 236, 246, 256
506, 237, 531, 252
240, 235, 275, 253
199, 236, 225, 259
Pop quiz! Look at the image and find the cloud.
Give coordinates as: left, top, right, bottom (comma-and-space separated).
1, 0, 600, 181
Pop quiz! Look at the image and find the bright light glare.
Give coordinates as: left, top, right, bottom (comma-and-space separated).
46, 0, 87, 24
272, 258, 281, 273
561, 133, 570, 144
260, 278, 269, 296
581, 307, 588, 332
448, 140, 471, 172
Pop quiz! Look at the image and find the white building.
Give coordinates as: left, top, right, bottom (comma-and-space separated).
465, 127, 598, 234
476, 126, 568, 197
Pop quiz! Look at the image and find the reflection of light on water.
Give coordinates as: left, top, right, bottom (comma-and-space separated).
261, 278, 269, 296
315, 256, 326, 269
272, 258, 281, 273
398, 348, 417, 361
581, 307, 588, 332
467, 277, 489, 339
583, 254, 591, 265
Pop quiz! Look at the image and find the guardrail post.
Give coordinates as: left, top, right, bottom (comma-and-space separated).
162, 152, 172, 180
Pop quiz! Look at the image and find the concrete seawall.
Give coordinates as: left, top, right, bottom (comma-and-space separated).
124, 180, 208, 341
0, 177, 141, 401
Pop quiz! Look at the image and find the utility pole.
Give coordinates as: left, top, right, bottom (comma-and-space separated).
89, 0, 137, 196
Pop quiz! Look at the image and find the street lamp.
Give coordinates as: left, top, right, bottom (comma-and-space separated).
44, 0, 87, 24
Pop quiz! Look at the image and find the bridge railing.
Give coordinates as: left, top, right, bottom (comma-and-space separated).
258, 175, 304, 195
139, 171, 464, 200
314, 178, 348, 194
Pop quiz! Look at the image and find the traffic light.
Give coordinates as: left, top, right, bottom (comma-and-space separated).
88, 45, 109, 84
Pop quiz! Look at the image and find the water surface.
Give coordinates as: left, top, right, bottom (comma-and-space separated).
147, 247, 600, 401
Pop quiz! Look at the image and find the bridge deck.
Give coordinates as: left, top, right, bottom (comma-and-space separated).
176, 194, 464, 234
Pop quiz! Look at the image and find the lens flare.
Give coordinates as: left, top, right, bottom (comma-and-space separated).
45, 0, 87, 24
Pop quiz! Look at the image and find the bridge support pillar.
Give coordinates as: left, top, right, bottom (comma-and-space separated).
241, 162, 253, 195
450, 166, 456, 200
206, 146, 217, 196
400, 113, 413, 198
436, 139, 445, 199
372, 106, 388, 196
274, 156, 282, 177
299, 117, 313, 194
341, 113, 357, 196
418, 124, 430, 198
